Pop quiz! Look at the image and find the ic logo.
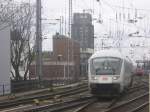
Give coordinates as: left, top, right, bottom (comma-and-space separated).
102, 77, 108, 80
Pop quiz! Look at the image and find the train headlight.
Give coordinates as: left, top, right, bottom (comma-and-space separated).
113, 76, 120, 80
91, 76, 97, 80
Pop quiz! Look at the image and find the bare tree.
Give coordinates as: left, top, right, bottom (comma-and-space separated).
0, 2, 35, 80
11, 3, 35, 81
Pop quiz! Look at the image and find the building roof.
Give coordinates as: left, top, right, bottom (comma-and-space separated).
89, 49, 129, 61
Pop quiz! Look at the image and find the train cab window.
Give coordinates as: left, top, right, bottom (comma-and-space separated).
91, 57, 122, 75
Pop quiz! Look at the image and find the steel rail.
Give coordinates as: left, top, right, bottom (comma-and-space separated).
23, 96, 95, 112
127, 84, 148, 94
0, 84, 88, 109
1, 90, 89, 112
0, 82, 87, 102
72, 99, 97, 112
128, 101, 149, 112
72, 94, 121, 112
103, 92, 149, 112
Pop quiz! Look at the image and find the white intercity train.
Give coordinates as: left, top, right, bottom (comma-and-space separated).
88, 49, 133, 97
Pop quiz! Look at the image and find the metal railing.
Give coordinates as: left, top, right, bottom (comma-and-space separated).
0, 78, 77, 95
0, 84, 10, 96
11, 78, 76, 93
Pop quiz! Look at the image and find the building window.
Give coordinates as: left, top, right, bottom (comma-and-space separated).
84, 15, 87, 18
80, 15, 84, 18
80, 27, 83, 30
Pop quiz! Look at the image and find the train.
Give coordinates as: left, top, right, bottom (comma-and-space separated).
88, 49, 134, 97
134, 60, 150, 76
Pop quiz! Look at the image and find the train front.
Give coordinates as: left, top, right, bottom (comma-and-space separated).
88, 57, 123, 97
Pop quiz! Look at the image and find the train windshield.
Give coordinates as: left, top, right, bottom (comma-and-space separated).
91, 57, 122, 75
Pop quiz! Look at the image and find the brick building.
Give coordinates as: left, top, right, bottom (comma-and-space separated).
29, 34, 80, 82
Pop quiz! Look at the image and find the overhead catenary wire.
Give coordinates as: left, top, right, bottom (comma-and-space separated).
100, 0, 150, 26
94, 0, 150, 59
101, 0, 150, 12
100, 0, 116, 12
94, 8, 149, 34
74, 0, 93, 12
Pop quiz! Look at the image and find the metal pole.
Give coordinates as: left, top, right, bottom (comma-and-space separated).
64, 64, 66, 84
62, 16, 64, 35
68, 0, 72, 83
2, 84, 5, 96
60, 16, 61, 35
36, 0, 42, 82
69, 0, 72, 36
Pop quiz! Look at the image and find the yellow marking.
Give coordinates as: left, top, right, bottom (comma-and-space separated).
33, 99, 40, 105
8, 94, 16, 100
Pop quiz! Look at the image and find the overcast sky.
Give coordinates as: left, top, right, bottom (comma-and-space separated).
16, 0, 150, 51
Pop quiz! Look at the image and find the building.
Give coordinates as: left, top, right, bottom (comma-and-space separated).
0, 24, 11, 95
29, 34, 80, 82
71, 13, 94, 76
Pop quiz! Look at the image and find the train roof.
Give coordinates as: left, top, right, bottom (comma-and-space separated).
89, 49, 130, 61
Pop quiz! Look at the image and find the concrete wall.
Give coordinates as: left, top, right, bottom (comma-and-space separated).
0, 24, 10, 95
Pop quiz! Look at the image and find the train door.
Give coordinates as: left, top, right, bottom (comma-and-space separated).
126, 61, 133, 87
119, 59, 125, 91
123, 60, 131, 87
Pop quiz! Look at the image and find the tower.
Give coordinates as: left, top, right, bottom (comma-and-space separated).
72, 13, 94, 77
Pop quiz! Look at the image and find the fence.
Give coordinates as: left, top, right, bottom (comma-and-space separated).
11, 78, 76, 93
0, 78, 77, 95
0, 84, 10, 96
11, 80, 52, 93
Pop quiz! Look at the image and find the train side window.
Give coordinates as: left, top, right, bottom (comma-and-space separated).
124, 61, 131, 75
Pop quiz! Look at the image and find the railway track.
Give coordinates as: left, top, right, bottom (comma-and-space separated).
1, 75, 148, 112
24, 95, 95, 112
0, 83, 88, 110
0, 82, 87, 101
1, 92, 91, 112
70, 76, 149, 112
127, 83, 148, 94
115, 79, 148, 110
128, 101, 149, 112
133, 75, 149, 85
103, 92, 149, 112
71, 95, 121, 112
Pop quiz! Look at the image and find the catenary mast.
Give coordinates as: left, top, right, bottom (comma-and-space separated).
36, 0, 42, 81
